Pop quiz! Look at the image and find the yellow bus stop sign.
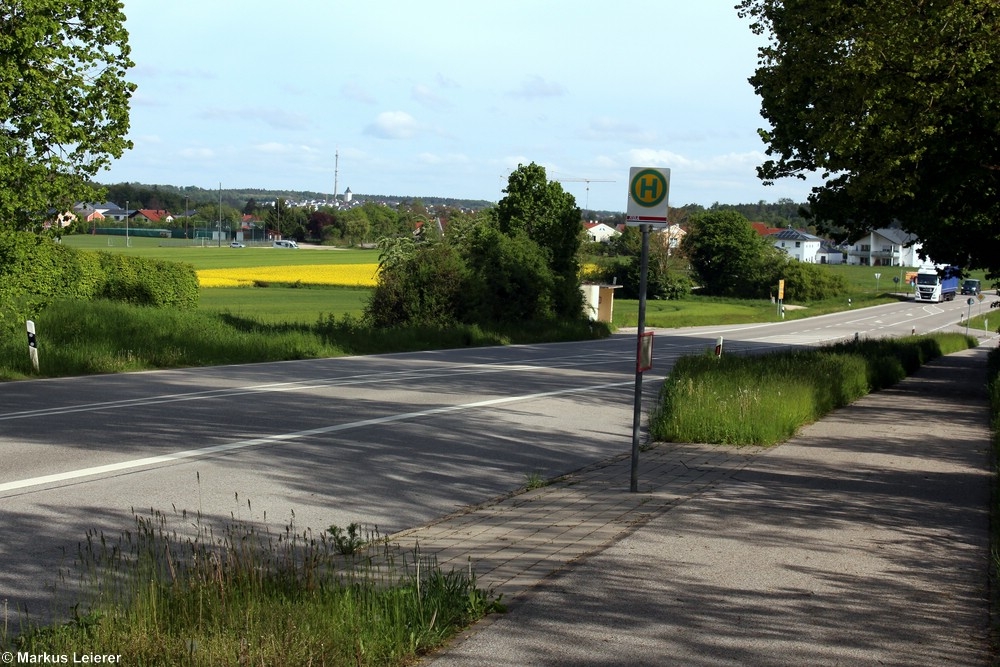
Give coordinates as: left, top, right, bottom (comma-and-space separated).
626, 167, 670, 227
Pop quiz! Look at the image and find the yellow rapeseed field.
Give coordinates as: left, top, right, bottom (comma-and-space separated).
198, 264, 380, 288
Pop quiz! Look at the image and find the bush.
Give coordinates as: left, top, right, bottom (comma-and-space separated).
464, 226, 557, 324
365, 242, 469, 327
0, 232, 198, 314
778, 260, 849, 301
94, 252, 199, 310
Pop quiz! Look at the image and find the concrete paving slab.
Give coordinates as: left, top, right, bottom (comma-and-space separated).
400, 347, 993, 666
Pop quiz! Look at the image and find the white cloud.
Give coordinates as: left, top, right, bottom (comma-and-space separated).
365, 111, 420, 140
625, 148, 696, 170
507, 75, 565, 99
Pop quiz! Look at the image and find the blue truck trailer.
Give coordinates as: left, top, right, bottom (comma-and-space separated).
914, 265, 960, 303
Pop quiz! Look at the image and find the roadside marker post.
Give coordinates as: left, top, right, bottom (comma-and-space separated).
626, 167, 670, 493
26, 320, 38, 372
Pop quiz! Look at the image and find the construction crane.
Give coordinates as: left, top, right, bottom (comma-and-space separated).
554, 176, 615, 211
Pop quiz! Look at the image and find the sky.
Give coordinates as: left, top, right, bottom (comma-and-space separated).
101, 1, 819, 213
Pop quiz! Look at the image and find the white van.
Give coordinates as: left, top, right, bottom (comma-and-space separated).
272, 240, 299, 249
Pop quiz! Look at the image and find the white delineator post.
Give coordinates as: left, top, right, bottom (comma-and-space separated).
26, 320, 39, 372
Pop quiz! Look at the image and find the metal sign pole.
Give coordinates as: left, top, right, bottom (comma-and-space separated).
630, 224, 650, 493
625, 166, 669, 493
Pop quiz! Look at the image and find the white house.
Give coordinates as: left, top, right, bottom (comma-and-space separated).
583, 222, 619, 243
661, 223, 686, 252
846, 228, 923, 266
769, 229, 823, 263
816, 242, 845, 265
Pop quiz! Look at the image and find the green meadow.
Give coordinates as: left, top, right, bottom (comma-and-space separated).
64, 235, 992, 329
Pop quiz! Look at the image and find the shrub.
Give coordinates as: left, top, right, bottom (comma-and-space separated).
778, 260, 849, 301
365, 242, 469, 327
464, 226, 557, 324
94, 252, 199, 310
0, 232, 198, 314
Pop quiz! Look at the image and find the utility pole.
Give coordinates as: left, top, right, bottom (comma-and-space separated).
333, 149, 339, 205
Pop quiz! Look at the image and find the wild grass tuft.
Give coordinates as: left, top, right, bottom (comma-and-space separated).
522, 472, 548, 490
651, 333, 976, 446
5, 507, 500, 666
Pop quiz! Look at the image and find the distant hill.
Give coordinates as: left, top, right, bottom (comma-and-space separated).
95, 181, 494, 213
94, 181, 811, 228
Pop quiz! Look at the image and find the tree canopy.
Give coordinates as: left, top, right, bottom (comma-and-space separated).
681, 209, 847, 300
366, 164, 588, 328
492, 163, 584, 317
738, 0, 1000, 274
0, 1, 135, 232
682, 210, 780, 298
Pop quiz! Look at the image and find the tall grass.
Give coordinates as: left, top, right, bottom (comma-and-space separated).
0, 299, 610, 380
650, 333, 976, 446
5, 505, 499, 666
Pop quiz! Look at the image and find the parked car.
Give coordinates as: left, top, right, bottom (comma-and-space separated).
961, 279, 981, 295
272, 240, 299, 248
229, 241, 245, 248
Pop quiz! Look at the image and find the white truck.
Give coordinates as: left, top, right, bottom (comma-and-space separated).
913, 265, 960, 303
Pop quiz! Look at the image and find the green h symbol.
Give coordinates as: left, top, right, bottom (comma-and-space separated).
639, 176, 660, 201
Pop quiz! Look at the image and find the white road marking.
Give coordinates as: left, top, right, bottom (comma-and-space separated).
0, 380, 631, 494
0, 356, 626, 421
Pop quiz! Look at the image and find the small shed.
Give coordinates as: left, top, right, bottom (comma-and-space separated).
581, 283, 622, 323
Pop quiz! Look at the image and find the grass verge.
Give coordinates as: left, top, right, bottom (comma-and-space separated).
0, 299, 611, 380
650, 333, 977, 446
2, 506, 503, 666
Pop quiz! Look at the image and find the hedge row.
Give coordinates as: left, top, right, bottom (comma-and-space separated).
0, 232, 198, 311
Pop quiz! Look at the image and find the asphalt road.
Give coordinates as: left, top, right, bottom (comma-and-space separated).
0, 295, 987, 623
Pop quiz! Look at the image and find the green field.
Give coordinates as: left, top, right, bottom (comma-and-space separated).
60, 234, 997, 328
199, 286, 371, 322
61, 234, 378, 270
62, 235, 377, 322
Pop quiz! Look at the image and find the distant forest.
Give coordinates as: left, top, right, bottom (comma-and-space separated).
94, 182, 494, 213
95, 182, 812, 229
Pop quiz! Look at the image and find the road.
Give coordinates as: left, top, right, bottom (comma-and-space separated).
0, 295, 991, 622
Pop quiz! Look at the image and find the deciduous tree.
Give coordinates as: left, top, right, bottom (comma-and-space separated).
681, 210, 781, 298
493, 163, 584, 316
0, 1, 135, 231
738, 0, 1000, 274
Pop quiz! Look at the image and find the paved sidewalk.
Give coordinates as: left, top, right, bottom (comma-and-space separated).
397, 346, 994, 666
